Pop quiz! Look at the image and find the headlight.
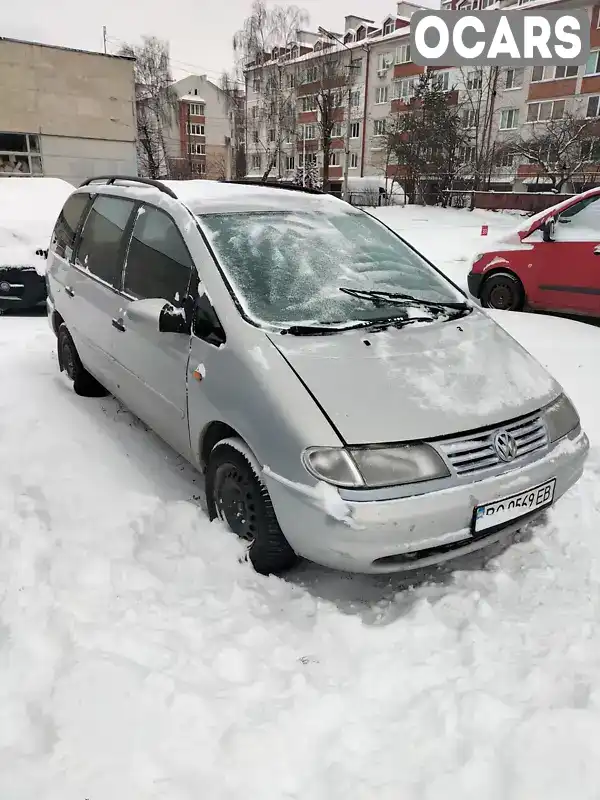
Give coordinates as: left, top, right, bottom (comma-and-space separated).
303, 444, 450, 489
544, 394, 580, 443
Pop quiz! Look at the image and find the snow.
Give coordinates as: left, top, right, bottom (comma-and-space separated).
0, 178, 74, 272
3, 205, 600, 798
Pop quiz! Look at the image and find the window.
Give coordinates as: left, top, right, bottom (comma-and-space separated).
304, 65, 318, 84
555, 65, 578, 79
285, 155, 295, 171
268, 129, 275, 142
123, 207, 193, 306
526, 100, 565, 122
287, 73, 295, 88
376, 86, 389, 104
350, 152, 359, 168
351, 58, 362, 76
252, 78, 260, 92
251, 154, 261, 170
557, 195, 600, 228
187, 123, 205, 135
51, 193, 90, 260
499, 108, 519, 130
587, 96, 600, 118
394, 77, 416, 100
331, 122, 344, 138
466, 70, 482, 90
505, 68, 523, 89
460, 145, 477, 163
377, 53, 393, 72
197, 209, 460, 327
189, 142, 206, 155
189, 103, 204, 116
350, 121, 360, 138
433, 71, 449, 91
463, 109, 477, 127
251, 106, 257, 119
395, 44, 411, 64
299, 152, 318, 168
351, 90, 361, 107
374, 119, 386, 136
192, 162, 206, 175
301, 95, 316, 112
585, 51, 600, 75
531, 65, 550, 82
495, 149, 514, 167
75, 196, 134, 287
328, 151, 341, 166
252, 130, 259, 143
304, 124, 316, 140
383, 19, 395, 36
580, 139, 600, 161
0, 132, 43, 176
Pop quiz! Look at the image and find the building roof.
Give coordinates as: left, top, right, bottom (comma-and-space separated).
0, 36, 135, 60
181, 94, 207, 103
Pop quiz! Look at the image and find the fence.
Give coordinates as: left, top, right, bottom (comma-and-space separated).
347, 191, 400, 207
442, 189, 574, 213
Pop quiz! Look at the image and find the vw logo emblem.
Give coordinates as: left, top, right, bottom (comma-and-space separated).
494, 431, 518, 462
0, 281, 9, 293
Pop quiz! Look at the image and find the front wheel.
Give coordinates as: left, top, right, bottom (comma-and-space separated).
480, 272, 525, 311
206, 440, 298, 575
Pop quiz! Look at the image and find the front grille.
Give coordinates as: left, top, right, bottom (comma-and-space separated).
437, 412, 548, 477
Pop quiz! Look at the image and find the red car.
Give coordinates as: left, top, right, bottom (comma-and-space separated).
468, 187, 600, 317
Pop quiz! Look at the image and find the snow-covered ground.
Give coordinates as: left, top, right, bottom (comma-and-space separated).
2, 206, 600, 799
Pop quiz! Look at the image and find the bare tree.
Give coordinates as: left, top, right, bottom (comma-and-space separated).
508, 111, 600, 193
457, 67, 500, 199
304, 48, 352, 192
120, 37, 179, 179
234, 0, 308, 181
220, 71, 247, 179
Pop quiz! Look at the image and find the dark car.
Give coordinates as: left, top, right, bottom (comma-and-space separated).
0, 177, 74, 313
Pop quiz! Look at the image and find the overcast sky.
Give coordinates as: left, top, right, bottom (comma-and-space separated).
3, 0, 437, 84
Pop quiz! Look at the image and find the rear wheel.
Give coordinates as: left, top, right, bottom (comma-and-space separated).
206, 440, 298, 575
57, 323, 108, 397
480, 272, 525, 311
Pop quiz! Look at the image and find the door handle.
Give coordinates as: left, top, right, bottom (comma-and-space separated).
111, 318, 126, 332
65, 286, 75, 297
594, 246, 600, 256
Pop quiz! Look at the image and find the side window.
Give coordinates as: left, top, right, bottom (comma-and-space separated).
123, 206, 193, 306
559, 196, 600, 228
75, 196, 135, 287
51, 193, 90, 260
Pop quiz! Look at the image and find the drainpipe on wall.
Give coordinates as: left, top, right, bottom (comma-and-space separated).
360, 44, 370, 178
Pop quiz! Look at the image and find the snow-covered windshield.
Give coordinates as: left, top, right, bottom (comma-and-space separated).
198, 209, 461, 326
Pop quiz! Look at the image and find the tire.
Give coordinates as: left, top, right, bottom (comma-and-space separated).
57, 323, 109, 398
206, 440, 298, 575
480, 271, 525, 311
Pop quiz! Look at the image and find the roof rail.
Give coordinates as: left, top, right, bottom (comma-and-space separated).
220, 179, 323, 195
79, 175, 178, 199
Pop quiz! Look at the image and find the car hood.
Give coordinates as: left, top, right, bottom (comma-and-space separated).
268, 309, 561, 444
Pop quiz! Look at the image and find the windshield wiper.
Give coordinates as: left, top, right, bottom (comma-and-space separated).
339, 286, 471, 314
280, 314, 439, 336
280, 322, 368, 336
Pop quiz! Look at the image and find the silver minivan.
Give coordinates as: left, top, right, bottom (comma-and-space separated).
46, 177, 589, 575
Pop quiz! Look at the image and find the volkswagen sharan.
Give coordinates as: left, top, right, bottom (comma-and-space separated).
45, 177, 589, 574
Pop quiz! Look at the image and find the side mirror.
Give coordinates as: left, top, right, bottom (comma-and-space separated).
158, 302, 192, 334
542, 217, 556, 243
193, 293, 226, 346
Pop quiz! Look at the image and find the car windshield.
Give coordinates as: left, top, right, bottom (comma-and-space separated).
198, 208, 462, 327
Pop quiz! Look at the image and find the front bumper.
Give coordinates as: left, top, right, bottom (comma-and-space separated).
265, 427, 589, 573
467, 270, 483, 299
0, 266, 46, 311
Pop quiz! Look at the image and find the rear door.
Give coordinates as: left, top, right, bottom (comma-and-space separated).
528, 193, 600, 315
68, 194, 136, 385
109, 204, 195, 458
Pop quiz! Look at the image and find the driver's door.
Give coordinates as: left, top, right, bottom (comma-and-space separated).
111, 203, 195, 459
531, 193, 600, 315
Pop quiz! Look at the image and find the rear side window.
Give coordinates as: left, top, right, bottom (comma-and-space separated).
123, 205, 193, 306
75, 196, 135, 287
51, 193, 90, 260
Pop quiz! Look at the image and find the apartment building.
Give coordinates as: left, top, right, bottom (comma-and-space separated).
165, 75, 234, 180
244, 0, 600, 193
0, 37, 137, 185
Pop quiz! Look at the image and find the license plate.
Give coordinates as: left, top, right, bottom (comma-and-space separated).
473, 478, 556, 534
